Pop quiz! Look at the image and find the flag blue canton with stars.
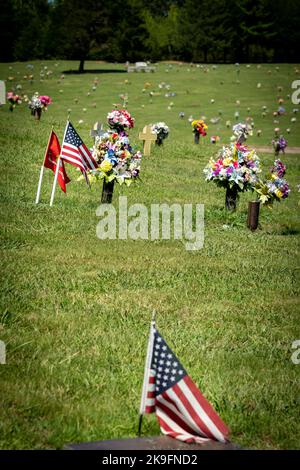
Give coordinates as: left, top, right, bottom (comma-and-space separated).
151, 329, 187, 395
65, 122, 84, 147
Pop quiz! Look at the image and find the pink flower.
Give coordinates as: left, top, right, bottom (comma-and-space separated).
39, 95, 52, 106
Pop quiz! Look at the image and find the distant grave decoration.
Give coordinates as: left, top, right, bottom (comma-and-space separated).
191, 119, 208, 144
210, 135, 220, 144
28, 92, 52, 120
203, 143, 261, 211
151, 122, 169, 146
7, 91, 22, 111
248, 159, 290, 230
107, 108, 134, 134
83, 109, 141, 203
232, 122, 253, 144
272, 135, 287, 156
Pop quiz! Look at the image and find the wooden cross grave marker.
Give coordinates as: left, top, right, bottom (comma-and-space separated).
139, 125, 157, 156
90, 122, 106, 142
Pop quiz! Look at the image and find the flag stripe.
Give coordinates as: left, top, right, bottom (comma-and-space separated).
61, 153, 86, 172
177, 378, 227, 442
171, 383, 212, 438
156, 407, 209, 444
158, 393, 205, 437
156, 408, 196, 442
184, 375, 229, 437
61, 147, 84, 163
156, 398, 200, 437
80, 144, 97, 169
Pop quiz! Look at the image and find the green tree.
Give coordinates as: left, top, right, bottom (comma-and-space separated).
14, 0, 51, 60
143, 4, 181, 60
51, 0, 114, 71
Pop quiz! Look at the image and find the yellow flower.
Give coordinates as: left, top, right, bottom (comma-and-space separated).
100, 160, 113, 173
223, 157, 232, 166
275, 189, 283, 198
271, 173, 277, 181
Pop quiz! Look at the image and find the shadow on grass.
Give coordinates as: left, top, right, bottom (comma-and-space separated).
265, 224, 299, 236
63, 69, 126, 75
277, 225, 299, 236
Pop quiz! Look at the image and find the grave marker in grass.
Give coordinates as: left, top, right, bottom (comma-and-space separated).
139, 125, 157, 156
0, 81, 5, 105
90, 122, 105, 143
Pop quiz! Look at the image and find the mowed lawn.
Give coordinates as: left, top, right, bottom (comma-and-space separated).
0, 61, 299, 449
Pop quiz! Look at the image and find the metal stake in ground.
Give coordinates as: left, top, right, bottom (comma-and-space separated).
139, 125, 157, 156
247, 201, 260, 230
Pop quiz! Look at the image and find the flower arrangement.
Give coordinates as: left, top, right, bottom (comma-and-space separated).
7, 91, 22, 111
272, 135, 287, 155
107, 109, 134, 132
191, 119, 208, 136
84, 131, 142, 187
254, 159, 290, 205
232, 122, 253, 143
203, 142, 261, 210
28, 92, 52, 111
210, 135, 220, 144
204, 143, 261, 191
28, 92, 52, 119
151, 122, 169, 145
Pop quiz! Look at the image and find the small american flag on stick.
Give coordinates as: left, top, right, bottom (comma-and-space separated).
50, 120, 97, 206
60, 121, 97, 172
139, 318, 229, 444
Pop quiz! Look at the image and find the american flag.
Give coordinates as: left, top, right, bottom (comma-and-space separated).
140, 326, 229, 444
60, 121, 97, 173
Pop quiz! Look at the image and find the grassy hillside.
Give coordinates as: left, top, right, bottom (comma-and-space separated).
0, 61, 299, 449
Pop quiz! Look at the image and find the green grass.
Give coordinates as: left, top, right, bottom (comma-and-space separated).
0, 61, 299, 450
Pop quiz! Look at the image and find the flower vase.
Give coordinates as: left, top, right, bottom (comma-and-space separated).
247, 201, 260, 231
225, 185, 238, 211
34, 108, 42, 120
112, 125, 124, 135
156, 136, 163, 146
101, 179, 115, 204
194, 131, 200, 144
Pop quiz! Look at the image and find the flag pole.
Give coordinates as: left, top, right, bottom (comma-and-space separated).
50, 120, 68, 207
35, 126, 54, 204
138, 310, 156, 437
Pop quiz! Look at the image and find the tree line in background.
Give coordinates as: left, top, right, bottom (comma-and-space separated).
1, 0, 300, 68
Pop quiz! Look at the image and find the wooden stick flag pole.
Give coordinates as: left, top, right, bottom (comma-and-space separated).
49, 120, 68, 207
35, 126, 54, 204
138, 310, 156, 437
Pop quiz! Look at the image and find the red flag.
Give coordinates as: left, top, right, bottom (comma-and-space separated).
44, 131, 70, 193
